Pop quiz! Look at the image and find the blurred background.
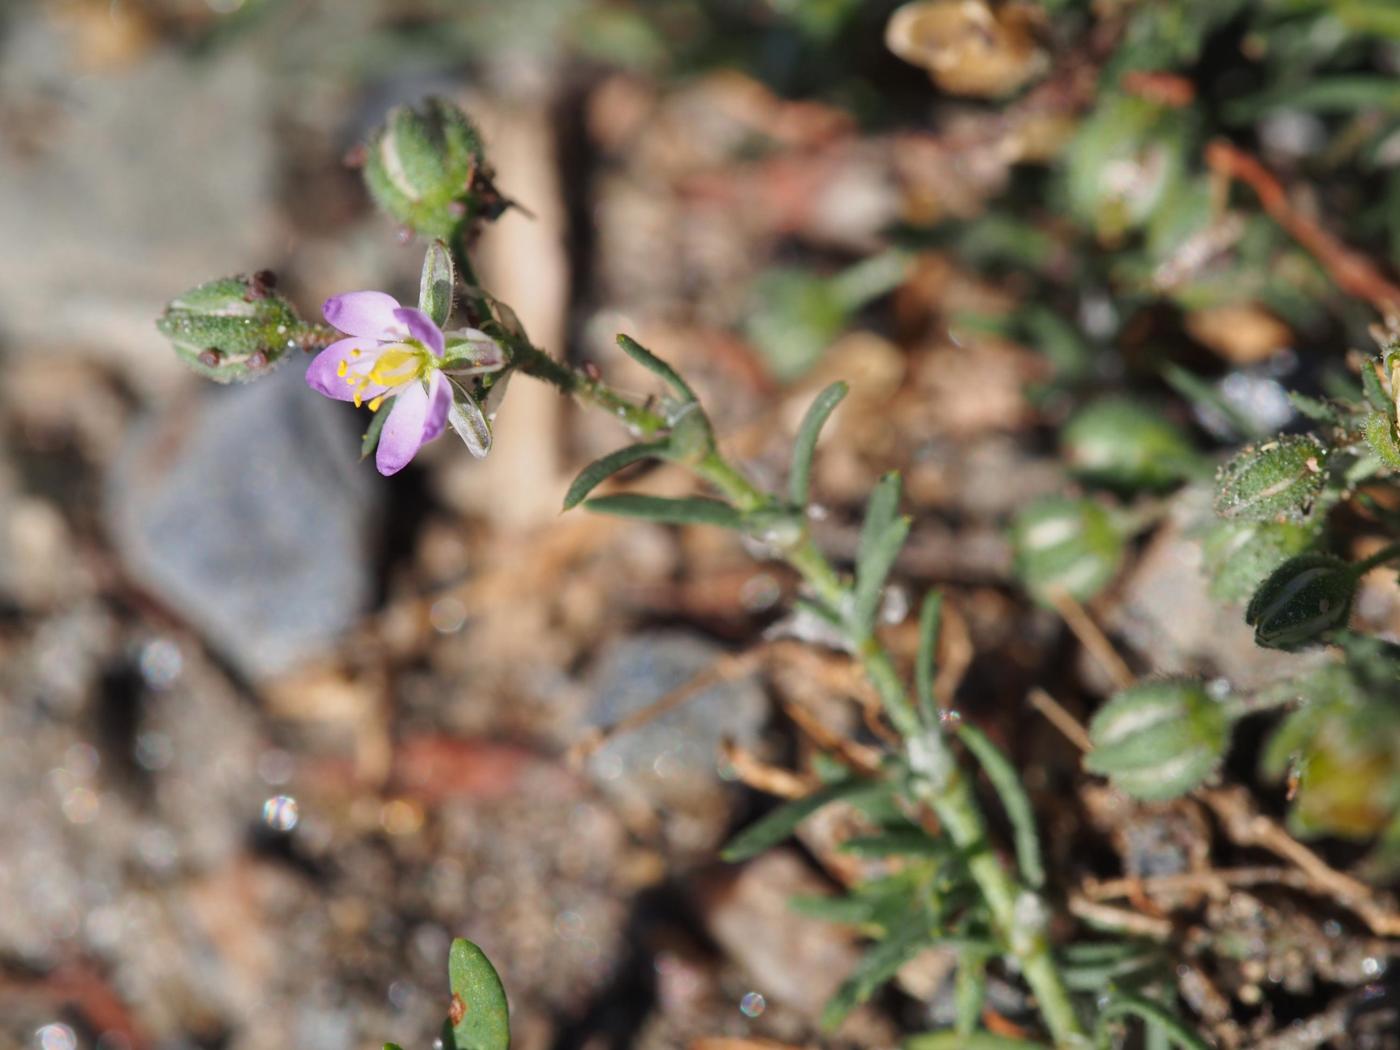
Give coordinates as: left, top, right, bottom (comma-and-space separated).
3, 1, 1400, 1048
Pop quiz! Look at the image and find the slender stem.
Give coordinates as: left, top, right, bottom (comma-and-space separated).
445, 234, 1087, 1048
1352, 541, 1400, 577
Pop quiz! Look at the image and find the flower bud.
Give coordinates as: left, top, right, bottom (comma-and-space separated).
1364, 411, 1400, 471
1245, 552, 1356, 651
1200, 519, 1314, 604
1010, 496, 1124, 604
1061, 397, 1198, 490
363, 96, 488, 240
1084, 679, 1230, 801
156, 273, 305, 383
1214, 433, 1328, 524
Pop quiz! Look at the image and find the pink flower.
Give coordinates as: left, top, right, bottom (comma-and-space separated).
306, 290, 500, 475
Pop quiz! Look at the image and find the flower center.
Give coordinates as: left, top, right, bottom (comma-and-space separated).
337, 342, 433, 410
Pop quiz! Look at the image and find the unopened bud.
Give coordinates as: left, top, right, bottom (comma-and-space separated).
1214, 434, 1328, 524
1245, 552, 1356, 651
1085, 679, 1229, 801
363, 96, 487, 240
1010, 496, 1124, 604
156, 274, 305, 383
1062, 397, 1198, 490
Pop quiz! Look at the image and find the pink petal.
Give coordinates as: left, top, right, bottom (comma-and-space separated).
323, 291, 404, 339
422, 373, 451, 443
376, 380, 430, 476
306, 337, 388, 402
394, 306, 445, 356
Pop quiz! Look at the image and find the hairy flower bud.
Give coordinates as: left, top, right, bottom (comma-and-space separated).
1085, 679, 1230, 801
1062, 397, 1198, 490
363, 96, 488, 240
1245, 552, 1356, 650
1214, 434, 1328, 524
1010, 496, 1124, 604
156, 273, 305, 383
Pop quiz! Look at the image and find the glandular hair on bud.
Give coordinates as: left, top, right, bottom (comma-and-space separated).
156, 274, 304, 383
1245, 552, 1356, 651
1214, 434, 1328, 524
363, 96, 486, 241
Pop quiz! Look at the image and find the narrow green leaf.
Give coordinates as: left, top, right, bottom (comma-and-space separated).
585, 493, 744, 529
954, 952, 988, 1036
853, 472, 909, 636
1287, 391, 1344, 426
957, 725, 1045, 889
1095, 993, 1210, 1050
823, 921, 933, 1030
838, 829, 949, 858
722, 777, 884, 862
789, 893, 879, 924
360, 397, 394, 460
447, 938, 510, 1050
419, 239, 456, 328
616, 334, 696, 402
1362, 358, 1394, 421
906, 1033, 1049, 1049
562, 441, 668, 510
790, 381, 848, 507
915, 591, 943, 727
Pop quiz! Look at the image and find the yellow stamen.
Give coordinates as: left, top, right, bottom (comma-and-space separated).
368, 346, 428, 387
368, 394, 385, 412
336, 360, 348, 378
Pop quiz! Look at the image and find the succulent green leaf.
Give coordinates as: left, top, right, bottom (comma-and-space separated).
722, 776, 886, 862
957, 725, 1045, 888
615, 334, 696, 402
446, 938, 510, 1050
562, 441, 669, 510
584, 493, 744, 529
419, 240, 456, 328
790, 381, 849, 507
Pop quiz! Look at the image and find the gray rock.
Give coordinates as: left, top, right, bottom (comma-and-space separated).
106, 363, 379, 681
586, 631, 768, 853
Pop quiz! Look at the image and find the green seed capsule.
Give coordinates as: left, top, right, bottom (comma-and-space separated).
363, 97, 487, 240
1062, 397, 1198, 490
156, 273, 304, 383
1214, 433, 1328, 524
1245, 552, 1356, 651
1010, 496, 1124, 604
1085, 679, 1230, 801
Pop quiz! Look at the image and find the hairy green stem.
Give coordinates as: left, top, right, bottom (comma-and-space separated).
448, 237, 1086, 1047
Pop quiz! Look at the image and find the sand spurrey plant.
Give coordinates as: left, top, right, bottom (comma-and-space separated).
156, 95, 1231, 1050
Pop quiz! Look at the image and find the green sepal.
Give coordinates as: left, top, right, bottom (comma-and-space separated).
584, 493, 743, 529
616, 334, 696, 402
361, 397, 395, 460
419, 240, 456, 328
1245, 552, 1357, 651
1362, 358, 1393, 419
157, 273, 309, 383
562, 442, 669, 510
446, 938, 510, 1050
363, 97, 486, 241
1364, 412, 1400, 471
790, 381, 848, 507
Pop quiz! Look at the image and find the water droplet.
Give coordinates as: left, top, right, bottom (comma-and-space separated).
739, 991, 766, 1018
429, 596, 468, 634
262, 794, 299, 832
36, 1024, 77, 1050
880, 584, 910, 625
1363, 956, 1383, 977
139, 638, 183, 689
938, 709, 962, 727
